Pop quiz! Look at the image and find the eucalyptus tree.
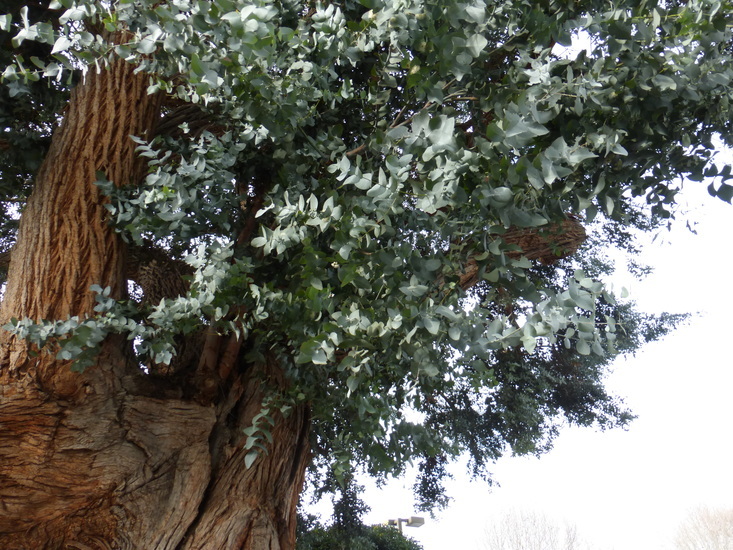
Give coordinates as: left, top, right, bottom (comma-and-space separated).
0, 0, 731, 548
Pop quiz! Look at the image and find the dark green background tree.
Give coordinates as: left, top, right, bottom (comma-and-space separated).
297, 518, 424, 550
0, 0, 730, 548
296, 478, 424, 550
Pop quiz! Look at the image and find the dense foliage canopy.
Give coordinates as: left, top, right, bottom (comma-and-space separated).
1, 0, 731, 512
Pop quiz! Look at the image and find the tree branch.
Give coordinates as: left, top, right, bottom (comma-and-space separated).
155, 101, 224, 140
0, 249, 10, 273
451, 218, 587, 291
236, 190, 267, 249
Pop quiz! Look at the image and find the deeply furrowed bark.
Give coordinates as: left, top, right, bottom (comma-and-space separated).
0, 57, 310, 549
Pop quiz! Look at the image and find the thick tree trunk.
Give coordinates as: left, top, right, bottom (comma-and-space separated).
0, 58, 310, 549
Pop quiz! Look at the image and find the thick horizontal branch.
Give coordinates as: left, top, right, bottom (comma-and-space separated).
455, 218, 587, 291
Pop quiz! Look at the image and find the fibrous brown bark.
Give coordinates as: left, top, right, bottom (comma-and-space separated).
456, 218, 586, 291
0, 56, 310, 550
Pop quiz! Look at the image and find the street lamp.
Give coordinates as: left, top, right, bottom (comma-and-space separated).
386, 516, 425, 534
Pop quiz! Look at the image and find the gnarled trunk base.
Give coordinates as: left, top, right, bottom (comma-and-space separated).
0, 355, 310, 550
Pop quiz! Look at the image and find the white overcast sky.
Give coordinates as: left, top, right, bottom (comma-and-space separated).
310, 147, 733, 550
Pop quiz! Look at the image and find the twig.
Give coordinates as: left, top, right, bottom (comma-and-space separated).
236, 191, 266, 248
345, 143, 367, 157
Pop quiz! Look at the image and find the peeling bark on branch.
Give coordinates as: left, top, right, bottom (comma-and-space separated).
455, 218, 586, 291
